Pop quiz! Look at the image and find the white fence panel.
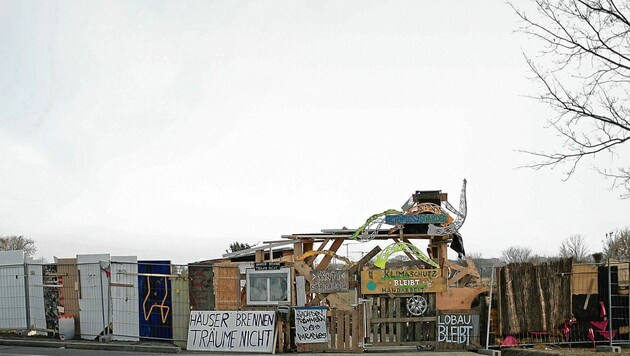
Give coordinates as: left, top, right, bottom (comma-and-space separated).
77, 254, 110, 340
111, 256, 139, 341
0, 251, 27, 330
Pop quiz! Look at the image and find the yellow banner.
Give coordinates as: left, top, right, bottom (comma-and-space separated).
361, 268, 446, 294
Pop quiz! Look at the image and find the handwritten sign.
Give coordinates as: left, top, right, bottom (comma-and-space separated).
361, 268, 446, 294
187, 311, 276, 353
438, 313, 479, 346
311, 270, 348, 293
294, 307, 327, 344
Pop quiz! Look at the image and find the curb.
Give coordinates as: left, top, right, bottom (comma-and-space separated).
0, 338, 181, 353
501, 350, 562, 356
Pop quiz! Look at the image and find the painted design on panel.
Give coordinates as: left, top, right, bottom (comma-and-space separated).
374, 242, 439, 269
142, 276, 171, 323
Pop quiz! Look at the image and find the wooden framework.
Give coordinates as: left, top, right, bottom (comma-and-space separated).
208, 188, 486, 353
279, 227, 487, 352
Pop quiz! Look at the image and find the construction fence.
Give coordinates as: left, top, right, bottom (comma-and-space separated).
0, 258, 193, 346
2, 256, 630, 351
484, 259, 630, 349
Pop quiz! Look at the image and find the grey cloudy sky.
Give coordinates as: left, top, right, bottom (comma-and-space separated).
1, 1, 627, 263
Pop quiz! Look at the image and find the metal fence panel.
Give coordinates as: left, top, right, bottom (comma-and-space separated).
0, 256, 27, 330
110, 257, 139, 341
26, 261, 46, 331
77, 254, 110, 340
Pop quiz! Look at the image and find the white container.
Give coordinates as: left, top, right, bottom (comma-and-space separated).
58, 315, 75, 340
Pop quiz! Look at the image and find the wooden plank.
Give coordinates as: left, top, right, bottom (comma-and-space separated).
306, 238, 329, 266
352, 309, 360, 351
293, 241, 304, 259
370, 316, 438, 323
436, 287, 486, 310
278, 320, 284, 353
213, 266, 240, 310
337, 309, 344, 351
395, 297, 402, 343
330, 309, 337, 350
344, 312, 351, 351
317, 238, 345, 270
413, 192, 447, 202
380, 298, 387, 343
385, 214, 448, 225
255, 250, 264, 262
388, 297, 394, 343
347, 246, 382, 276
371, 297, 378, 343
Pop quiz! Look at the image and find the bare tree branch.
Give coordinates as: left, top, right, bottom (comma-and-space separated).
512, 0, 630, 197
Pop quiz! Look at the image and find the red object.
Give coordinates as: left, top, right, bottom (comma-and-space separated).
589, 320, 608, 331
597, 330, 616, 340
588, 328, 595, 341
600, 301, 607, 318
562, 323, 570, 340
500, 335, 519, 348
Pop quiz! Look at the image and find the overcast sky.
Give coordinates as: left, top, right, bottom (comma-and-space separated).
1, 0, 628, 264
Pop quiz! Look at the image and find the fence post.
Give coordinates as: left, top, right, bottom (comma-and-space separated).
99, 261, 107, 337
608, 258, 613, 347
485, 266, 495, 350
23, 262, 31, 331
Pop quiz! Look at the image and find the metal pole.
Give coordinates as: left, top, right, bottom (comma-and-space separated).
23, 262, 31, 331
485, 266, 495, 350
608, 258, 613, 347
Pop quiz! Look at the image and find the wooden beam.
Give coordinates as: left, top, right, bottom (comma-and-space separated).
436, 287, 487, 310
413, 192, 447, 202
255, 249, 264, 262
347, 246, 382, 276
317, 238, 344, 270
444, 257, 481, 286
306, 238, 330, 266
293, 241, 304, 260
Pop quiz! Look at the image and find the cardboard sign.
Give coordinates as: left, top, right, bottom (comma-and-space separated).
361, 268, 446, 294
310, 270, 348, 293
187, 310, 276, 353
294, 307, 327, 344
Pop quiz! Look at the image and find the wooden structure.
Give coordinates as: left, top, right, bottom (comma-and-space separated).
200, 186, 487, 353
282, 227, 486, 352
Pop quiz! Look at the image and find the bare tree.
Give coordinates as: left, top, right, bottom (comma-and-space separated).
603, 228, 630, 259
511, 0, 630, 198
501, 246, 533, 264
0, 235, 37, 257
559, 234, 591, 262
